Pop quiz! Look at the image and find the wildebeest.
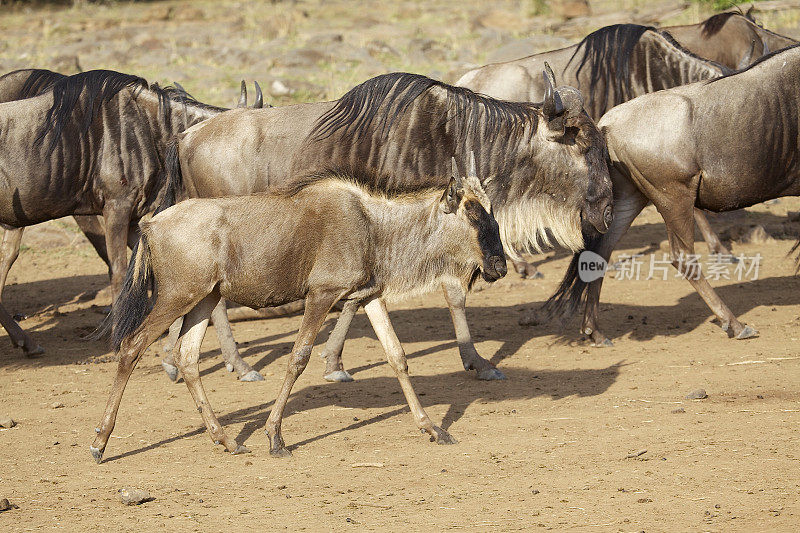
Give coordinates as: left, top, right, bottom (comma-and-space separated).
457, 24, 733, 275
544, 44, 800, 346
665, 8, 798, 70
164, 71, 612, 382
0, 69, 263, 374
90, 158, 506, 462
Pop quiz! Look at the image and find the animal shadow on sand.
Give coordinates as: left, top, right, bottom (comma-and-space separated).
101, 361, 625, 463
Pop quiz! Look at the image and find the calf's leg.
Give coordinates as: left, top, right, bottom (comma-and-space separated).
210, 299, 263, 381
441, 280, 505, 380
0, 302, 43, 355
321, 299, 359, 382
266, 289, 340, 457
175, 293, 248, 454
364, 298, 456, 444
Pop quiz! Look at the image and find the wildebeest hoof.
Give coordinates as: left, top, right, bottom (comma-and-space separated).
239, 370, 264, 382
161, 362, 179, 382
270, 446, 292, 458
23, 344, 45, 357
736, 325, 758, 340
523, 270, 544, 280
89, 446, 104, 464
231, 444, 250, 455
225, 362, 235, 373
477, 367, 506, 380
324, 370, 354, 382
429, 426, 457, 445
591, 338, 614, 348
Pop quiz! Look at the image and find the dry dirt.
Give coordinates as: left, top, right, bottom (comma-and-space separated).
2, 1, 800, 531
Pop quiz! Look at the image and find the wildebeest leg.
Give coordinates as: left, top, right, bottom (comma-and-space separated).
73, 215, 111, 269
210, 299, 263, 382
363, 297, 456, 445
0, 302, 43, 355
266, 289, 340, 457
0, 227, 23, 303
441, 280, 505, 380
664, 205, 757, 340
102, 200, 133, 300
321, 299, 359, 382
91, 292, 197, 463
694, 209, 735, 259
175, 293, 248, 454
161, 318, 183, 381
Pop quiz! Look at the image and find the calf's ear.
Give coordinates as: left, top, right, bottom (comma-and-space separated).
441, 176, 463, 214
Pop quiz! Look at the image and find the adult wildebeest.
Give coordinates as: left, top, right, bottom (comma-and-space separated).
164, 71, 612, 383
0, 69, 264, 375
457, 24, 734, 276
665, 8, 798, 70
90, 159, 506, 462
544, 44, 800, 346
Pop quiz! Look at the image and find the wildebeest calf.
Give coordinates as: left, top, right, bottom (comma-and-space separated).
90, 156, 506, 462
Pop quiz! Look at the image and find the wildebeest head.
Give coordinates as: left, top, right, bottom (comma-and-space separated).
537, 63, 613, 239
441, 152, 506, 283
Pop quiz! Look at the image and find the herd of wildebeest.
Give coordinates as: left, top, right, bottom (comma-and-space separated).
0, 7, 798, 462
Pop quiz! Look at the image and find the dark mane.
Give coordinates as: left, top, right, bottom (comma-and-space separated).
700, 12, 738, 38
34, 69, 148, 154
310, 72, 537, 142
16, 69, 66, 98
149, 83, 228, 133
707, 42, 800, 82
566, 24, 652, 116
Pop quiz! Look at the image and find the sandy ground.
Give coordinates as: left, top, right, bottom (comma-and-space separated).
2, 0, 800, 531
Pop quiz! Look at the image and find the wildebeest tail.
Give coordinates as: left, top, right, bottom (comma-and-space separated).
94, 232, 156, 351
156, 138, 183, 214
538, 234, 602, 323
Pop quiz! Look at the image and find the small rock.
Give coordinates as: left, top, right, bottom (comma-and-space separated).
0, 498, 18, 512
671, 407, 686, 414
270, 80, 292, 97
118, 488, 154, 506
637, 497, 653, 503
625, 449, 648, 459
0, 417, 15, 429
50, 402, 64, 409
685, 389, 708, 400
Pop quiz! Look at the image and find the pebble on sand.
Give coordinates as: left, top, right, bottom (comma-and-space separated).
0, 498, 18, 512
0, 417, 15, 429
685, 389, 708, 400
50, 402, 64, 409
118, 488, 154, 506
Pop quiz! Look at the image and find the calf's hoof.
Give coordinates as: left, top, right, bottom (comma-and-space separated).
476, 367, 506, 380
523, 270, 544, 280
161, 362, 179, 382
23, 344, 45, 357
225, 362, 235, 373
239, 370, 264, 382
270, 446, 292, 458
591, 338, 614, 348
736, 325, 758, 340
231, 444, 250, 455
323, 370, 354, 383
89, 446, 104, 464
428, 426, 457, 445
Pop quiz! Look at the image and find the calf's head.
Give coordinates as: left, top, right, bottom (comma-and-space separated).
441, 152, 507, 282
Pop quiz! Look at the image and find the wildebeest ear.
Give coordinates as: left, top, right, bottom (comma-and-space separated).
238, 80, 247, 108
441, 176, 463, 214
745, 5, 755, 20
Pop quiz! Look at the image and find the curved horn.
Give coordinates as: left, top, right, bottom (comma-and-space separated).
253, 81, 263, 109
737, 39, 757, 70
468, 150, 477, 179
173, 81, 187, 95
541, 70, 564, 118
237, 80, 247, 108
544, 61, 557, 88
450, 156, 462, 186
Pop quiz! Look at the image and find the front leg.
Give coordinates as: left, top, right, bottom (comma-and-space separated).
102, 200, 133, 301
441, 280, 505, 380
0, 302, 43, 355
363, 298, 456, 445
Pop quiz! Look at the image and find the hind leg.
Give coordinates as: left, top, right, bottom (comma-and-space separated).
321, 299, 359, 382
211, 299, 263, 381
0, 227, 23, 304
442, 280, 505, 380
91, 294, 196, 463
0, 302, 43, 356
266, 289, 341, 457
176, 293, 248, 454
364, 298, 455, 445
